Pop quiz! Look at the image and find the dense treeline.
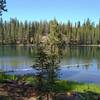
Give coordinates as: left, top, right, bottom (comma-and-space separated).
0, 18, 100, 45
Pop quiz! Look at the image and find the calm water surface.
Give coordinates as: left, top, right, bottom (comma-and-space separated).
0, 46, 100, 84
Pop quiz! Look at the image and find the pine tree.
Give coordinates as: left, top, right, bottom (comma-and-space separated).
0, 0, 7, 15
33, 41, 61, 99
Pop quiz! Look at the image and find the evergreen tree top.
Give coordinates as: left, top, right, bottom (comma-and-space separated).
0, 0, 7, 16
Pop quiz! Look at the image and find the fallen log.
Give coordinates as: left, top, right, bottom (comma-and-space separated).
62, 63, 93, 68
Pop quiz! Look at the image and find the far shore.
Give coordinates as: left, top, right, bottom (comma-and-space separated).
1, 44, 100, 47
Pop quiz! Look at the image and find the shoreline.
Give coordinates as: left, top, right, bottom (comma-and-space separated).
69, 45, 100, 47
0, 44, 100, 47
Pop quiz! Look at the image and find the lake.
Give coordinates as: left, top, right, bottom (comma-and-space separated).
0, 46, 100, 84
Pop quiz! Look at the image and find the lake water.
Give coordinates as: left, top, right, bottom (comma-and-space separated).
0, 46, 100, 84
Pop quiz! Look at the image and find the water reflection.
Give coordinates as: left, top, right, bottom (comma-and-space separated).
0, 46, 100, 84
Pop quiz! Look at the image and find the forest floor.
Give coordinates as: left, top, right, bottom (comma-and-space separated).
0, 80, 100, 100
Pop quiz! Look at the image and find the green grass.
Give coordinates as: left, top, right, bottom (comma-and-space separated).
0, 74, 17, 83
55, 80, 100, 93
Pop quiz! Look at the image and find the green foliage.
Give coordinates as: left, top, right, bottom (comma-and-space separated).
49, 19, 59, 44
32, 33, 63, 99
0, 0, 7, 16
49, 80, 100, 93
0, 74, 17, 83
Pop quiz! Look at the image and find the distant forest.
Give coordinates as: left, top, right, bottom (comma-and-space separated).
0, 18, 100, 45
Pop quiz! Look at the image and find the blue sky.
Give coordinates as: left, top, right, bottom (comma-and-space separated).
2, 0, 100, 23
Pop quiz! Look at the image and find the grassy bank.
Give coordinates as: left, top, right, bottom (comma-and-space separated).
54, 80, 100, 93
0, 74, 100, 93
0, 75, 100, 100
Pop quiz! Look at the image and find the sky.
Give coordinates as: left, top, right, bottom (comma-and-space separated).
2, 0, 100, 23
